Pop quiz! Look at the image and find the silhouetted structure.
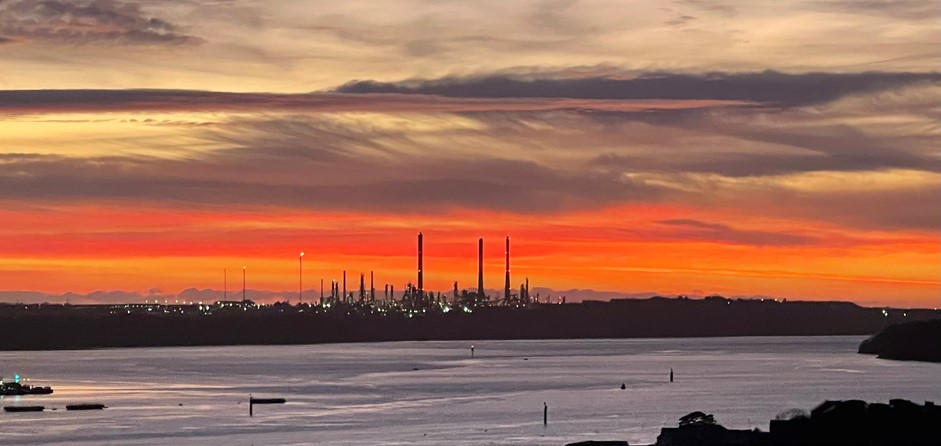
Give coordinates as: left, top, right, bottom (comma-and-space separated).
504, 236, 511, 301
4, 406, 44, 412
652, 399, 941, 446
369, 271, 375, 302
248, 396, 285, 417
66, 403, 106, 411
359, 273, 365, 302
477, 238, 484, 297
566, 441, 628, 446
1, 380, 53, 396
417, 232, 423, 294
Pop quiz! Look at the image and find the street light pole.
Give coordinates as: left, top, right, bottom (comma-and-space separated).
299, 252, 305, 305
242, 266, 246, 302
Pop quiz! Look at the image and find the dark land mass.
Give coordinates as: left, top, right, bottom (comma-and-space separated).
1, 296, 938, 350
595, 399, 941, 446
858, 319, 941, 362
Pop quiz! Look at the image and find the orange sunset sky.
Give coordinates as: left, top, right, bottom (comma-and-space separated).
0, 0, 938, 307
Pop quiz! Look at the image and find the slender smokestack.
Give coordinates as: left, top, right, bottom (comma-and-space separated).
504, 236, 511, 301
359, 273, 365, 301
370, 271, 375, 301
477, 238, 485, 297
417, 232, 424, 293
343, 270, 347, 303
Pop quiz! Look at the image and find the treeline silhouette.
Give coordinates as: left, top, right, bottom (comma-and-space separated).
1, 297, 937, 350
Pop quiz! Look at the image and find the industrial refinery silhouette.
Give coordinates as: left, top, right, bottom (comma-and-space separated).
313, 233, 537, 313
1, 232, 938, 351
202, 232, 543, 318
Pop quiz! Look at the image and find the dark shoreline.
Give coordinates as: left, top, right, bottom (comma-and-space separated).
2, 297, 938, 351
567, 399, 941, 446
858, 319, 941, 362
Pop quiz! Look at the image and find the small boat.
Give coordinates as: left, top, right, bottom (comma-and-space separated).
1, 382, 54, 396
66, 403, 107, 411
4, 405, 45, 412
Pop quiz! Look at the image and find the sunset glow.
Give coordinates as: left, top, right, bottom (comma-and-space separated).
1, 0, 938, 307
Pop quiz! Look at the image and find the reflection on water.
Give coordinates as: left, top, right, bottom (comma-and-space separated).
2, 336, 940, 445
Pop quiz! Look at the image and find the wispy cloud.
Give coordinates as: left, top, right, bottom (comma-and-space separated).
0, 0, 938, 306
809, 0, 941, 20
656, 218, 817, 245
0, 0, 203, 46
0, 149, 663, 213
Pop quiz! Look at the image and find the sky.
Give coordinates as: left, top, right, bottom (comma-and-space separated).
0, 0, 939, 307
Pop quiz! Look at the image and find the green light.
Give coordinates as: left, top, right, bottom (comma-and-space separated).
14, 374, 20, 384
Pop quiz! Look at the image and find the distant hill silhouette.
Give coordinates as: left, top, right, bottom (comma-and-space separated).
2, 296, 938, 350
859, 319, 941, 362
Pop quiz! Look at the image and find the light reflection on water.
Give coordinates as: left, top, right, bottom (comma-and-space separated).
1, 336, 940, 445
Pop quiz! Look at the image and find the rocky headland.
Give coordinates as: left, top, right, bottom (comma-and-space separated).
858, 319, 941, 362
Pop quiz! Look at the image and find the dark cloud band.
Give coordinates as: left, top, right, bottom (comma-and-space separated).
336, 71, 941, 106
0, 89, 744, 114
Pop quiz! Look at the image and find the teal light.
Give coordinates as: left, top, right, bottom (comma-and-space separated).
14, 373, 20, 384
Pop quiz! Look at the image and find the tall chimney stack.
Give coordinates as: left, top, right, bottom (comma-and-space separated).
343, 270, 347, 303
478, 238, 485, 297
504, 236, 511, 301
359, 273, 365, 301
417, 232, 424, 294
370, 271, 375, 301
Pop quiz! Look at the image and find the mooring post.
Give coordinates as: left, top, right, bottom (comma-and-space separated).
471, 345, 475, 358
670, 368, 674, 383
249, 395, 253, 417
543, 402, 548, 426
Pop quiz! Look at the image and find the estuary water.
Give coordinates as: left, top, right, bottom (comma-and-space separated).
2, 337, 939, 445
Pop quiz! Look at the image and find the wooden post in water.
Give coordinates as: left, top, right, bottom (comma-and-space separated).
249, 394, 253, 417
670, 368, 674, 383
543, 402, 548, 426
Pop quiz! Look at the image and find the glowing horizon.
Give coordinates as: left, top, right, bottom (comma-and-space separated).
1, 0, 938, 308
